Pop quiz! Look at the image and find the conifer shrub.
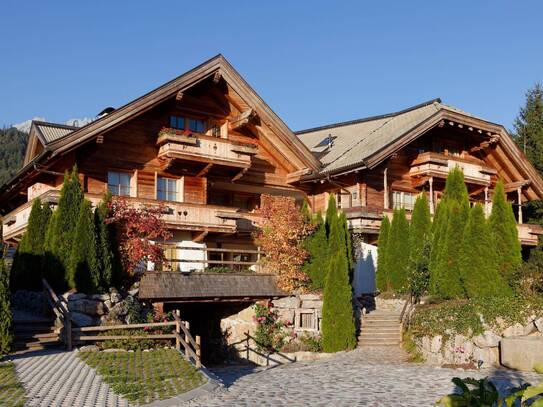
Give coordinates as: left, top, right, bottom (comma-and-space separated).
339, 212, 354, 273
0, 259, 12, 355
460, 204, 512, 299
44, 166, 84, 290
94, 193, 117, 288
386, 208, 410, 292
490, 180, 522, 287
407, 195, 432, 300
321, 251, 356, 352
376, 216, 390, 292
68, 200, 100, 292
325, 194, 340, 256
302, 213, 328, 289
10, 199, 51, 291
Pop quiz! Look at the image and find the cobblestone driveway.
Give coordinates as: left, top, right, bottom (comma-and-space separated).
187, 347, 541, 407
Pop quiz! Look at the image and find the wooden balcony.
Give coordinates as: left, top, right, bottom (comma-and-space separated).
156, 130, 257, 169
517, 223, 543, 246
2, 190, 243, 242
409, 152, 496, 186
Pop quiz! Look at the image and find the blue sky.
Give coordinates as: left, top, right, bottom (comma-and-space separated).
1, 1, 542, 132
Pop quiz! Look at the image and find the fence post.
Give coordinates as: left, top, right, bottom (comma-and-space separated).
195, 335, 201, 368
184, 321, 190, 361
66, 315, 72, 351
175, 310, 181, 351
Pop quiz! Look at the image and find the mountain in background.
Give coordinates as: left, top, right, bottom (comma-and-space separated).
0, 127, 28, 186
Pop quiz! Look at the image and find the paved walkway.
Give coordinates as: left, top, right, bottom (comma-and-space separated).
186, 347, 542, 407
10, 349, 130, 407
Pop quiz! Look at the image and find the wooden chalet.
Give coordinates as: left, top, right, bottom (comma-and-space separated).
295, 99, 543, 246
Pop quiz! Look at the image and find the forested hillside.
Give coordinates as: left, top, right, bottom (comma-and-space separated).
0, 127, 27, 186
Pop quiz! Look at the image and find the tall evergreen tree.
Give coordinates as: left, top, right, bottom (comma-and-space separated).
321, 251, 356, 352
460, 204, 512, 298
429, 168, 470, 297
326, 195, 342, 258
0, 258, 12, 356
489, 180, 522, 287
10, 199, 51, 290
339, 212, 354, 273
302, 212, 328, 290
325, 194, 338, 239
407, 194, 432, 299
376, 216, 391, 292
94, 193, 116, 289
386, 208, 410, 292
44, 166, 84, 289
514, 83, 543, 175
68, 200, 100, 292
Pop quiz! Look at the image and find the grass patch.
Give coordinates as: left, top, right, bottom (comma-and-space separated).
402, 330, 425, 363
78, 349, 205, 405
0, 362, 26, 407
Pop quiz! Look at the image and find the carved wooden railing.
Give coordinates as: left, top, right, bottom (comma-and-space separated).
42, 278, 72, 351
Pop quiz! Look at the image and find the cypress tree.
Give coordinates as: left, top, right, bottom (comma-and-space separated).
376, 216, 391, 292
68, 200, 100, 292
386, 208, 410, 292
339, 212, 354, 273
0, 258, 12, 356
434, 201, 467, 299
44, 166, 84, 289
321, 251, 356, 352
407, 194, 432, 299
460, 204, 512, 298
514, 83, 543, 175
95, 193, 116, 289
325, 194, 338, 239
302, 213, 328, 290
10, 199, 51, 290
326, 195, 341, 258
490, 180, 522, 287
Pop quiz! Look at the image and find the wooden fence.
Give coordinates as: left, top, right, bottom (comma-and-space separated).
41, 279, 201, 368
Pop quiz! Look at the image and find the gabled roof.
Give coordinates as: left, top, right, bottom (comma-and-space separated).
2, 55, 320, 199
34, 121, 76, 144
296, 99, 543, 199
139, 272, 287, 300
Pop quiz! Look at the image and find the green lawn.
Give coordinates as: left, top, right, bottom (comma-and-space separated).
0, 362, 26, 407
79, 349, 206, 405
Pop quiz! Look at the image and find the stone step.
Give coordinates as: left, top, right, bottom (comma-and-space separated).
15, 331, 59, 340
358, 340, 401, 347
362, 314, 401, 320
360, 328, 401, 334
14, 338, 61, 350
14, 324, 57, 333
361, 320, 401, 326
358, 333, 401, 339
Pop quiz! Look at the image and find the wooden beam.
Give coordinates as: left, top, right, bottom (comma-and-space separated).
213, 71, 222, 84
229, 109, 257, 131
232, 167, 249, 182
504, 179, 531, 193
175, 91, 184, 101
196, 163, 213, 177
192, 230, 208, 242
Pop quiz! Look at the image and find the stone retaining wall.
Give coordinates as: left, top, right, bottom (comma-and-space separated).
415, 315, 543, 369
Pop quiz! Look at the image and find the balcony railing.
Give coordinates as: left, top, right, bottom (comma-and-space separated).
409, 152, 496, 185
156, 130, 257, 169
2, 189, 244, 241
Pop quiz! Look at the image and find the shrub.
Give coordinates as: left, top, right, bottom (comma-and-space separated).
407, 195, 431, 300
376, 216, 391, 292
0, 259, 12, 355
10, 199, 51, 291
281, 332, 322, 353
490, 180, 522, 287
386, 208, 410, 292
253, 302, 286, 353
94, 193, 118, 288
321, 251, 356, 352
302, 212, 328, 289
44, 166, 84, 290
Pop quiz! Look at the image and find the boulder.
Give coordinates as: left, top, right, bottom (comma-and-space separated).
128, 288, 139, 297
276, 309, 295, 324
502, 323, 524, 338
91, 294, 110, 301
103, 300, 112, 311
430, 335, 442, 353
473, 331, 501, 348
108, 301, 128, 320
473, 346, 500, 368
68, 299, 105, 316
272, 296, 300, 309
110, 291, 123, 304
79, 345, 99, 352
501, 337, 543, 371
534, 318, 543, 333
67, 293, 87, 301
70, 312, 94, 327
523, 322, 537, 336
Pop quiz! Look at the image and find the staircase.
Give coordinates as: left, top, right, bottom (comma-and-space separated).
358, 310, 402, 347
13, 316, 61, 352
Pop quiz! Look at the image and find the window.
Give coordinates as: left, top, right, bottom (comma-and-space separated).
157, 177, 178, 201
392, 191, 417, 211
108, 171, 131, 196
188, 118, 205, 133
169, 116, 186, 130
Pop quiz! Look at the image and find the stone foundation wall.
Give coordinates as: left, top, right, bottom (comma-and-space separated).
272, 294, 323, 332
415, 316, 543, 368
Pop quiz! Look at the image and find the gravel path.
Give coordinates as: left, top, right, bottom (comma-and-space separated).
186, 347, 542, 407
10, 349, 130, 407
